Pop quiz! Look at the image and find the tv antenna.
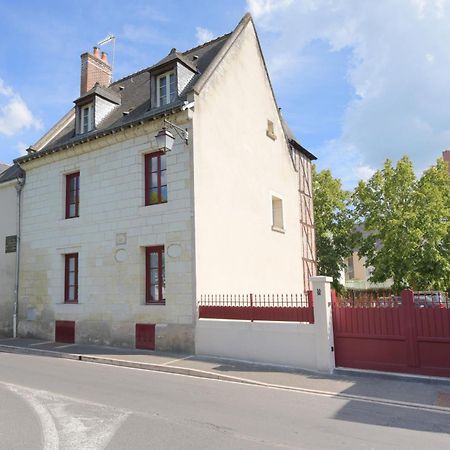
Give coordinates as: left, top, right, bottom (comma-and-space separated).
98, 33, 116, 79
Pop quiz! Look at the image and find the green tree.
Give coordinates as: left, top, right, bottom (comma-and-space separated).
312, 166, 355, 290
412, 158, 450, 290
353, 156, 450, 291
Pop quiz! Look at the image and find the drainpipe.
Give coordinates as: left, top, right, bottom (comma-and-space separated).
13, 165, 25, 338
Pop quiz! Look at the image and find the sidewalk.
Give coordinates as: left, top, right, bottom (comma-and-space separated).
1, 337, 450, 413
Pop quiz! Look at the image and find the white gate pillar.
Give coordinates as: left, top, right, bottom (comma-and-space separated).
310, 276, 335, 373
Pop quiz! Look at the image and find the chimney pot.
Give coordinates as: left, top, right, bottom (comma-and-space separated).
93, 46, 100, 58
101, 52, 108, 63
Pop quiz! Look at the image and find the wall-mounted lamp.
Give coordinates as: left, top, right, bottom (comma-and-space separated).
155, 119, 189, 152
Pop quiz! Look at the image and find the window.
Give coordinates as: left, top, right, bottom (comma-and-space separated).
271, 195, 284, 231
65, 172, 80, 219
145, 152, 167, 205
266, 119, 277, 140
157, 71, 176, 106
64, 253, 78, 303
80, 104, 93, 133
146, 246, 165, 304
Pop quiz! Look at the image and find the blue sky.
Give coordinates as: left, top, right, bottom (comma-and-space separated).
1, 0, 448, 187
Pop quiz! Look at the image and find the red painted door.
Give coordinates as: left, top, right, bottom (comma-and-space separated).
136, 324, 155, 350
55, 320, 75, 343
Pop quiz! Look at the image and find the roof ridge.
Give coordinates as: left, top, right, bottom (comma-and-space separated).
110, 66, 152, 86
182, 32, 232, 55
111, 32, 232, 86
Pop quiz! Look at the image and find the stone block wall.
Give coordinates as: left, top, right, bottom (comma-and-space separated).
18, 116, 195, 352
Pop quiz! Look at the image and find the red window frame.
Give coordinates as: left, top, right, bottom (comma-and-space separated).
64, 253, 78, 303
145, 246, 165, 304
145, 152, 167, 206
65, 172, 80, 219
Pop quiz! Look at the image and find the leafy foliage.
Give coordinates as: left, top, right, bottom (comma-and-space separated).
312, 166, 355, 290
353, 156, 450, 291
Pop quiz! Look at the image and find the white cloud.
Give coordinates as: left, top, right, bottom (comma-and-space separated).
195, 27, 214, 45
0, 79, 42, 137
16, 141, 28, 157
0, 79, 13, 97
248, 0, 450, 184
355, 165, 376, 181
247, 0, 293, 18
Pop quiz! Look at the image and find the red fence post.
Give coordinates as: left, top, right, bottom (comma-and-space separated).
401, 289, 419, 368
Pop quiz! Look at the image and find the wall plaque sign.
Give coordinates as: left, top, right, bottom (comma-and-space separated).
5, 235, 17, 253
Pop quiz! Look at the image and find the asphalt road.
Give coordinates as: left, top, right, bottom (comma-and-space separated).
0, 353, 448, 449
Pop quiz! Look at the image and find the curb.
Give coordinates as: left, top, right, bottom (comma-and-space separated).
334, 367, 450, 386
2, 344, 450, 414
79, 356, 450, 414
0, 344, 262, 386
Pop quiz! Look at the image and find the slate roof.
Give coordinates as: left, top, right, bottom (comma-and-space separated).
0, 163, 9, 174
15, 13, 315, 164
0, 164, 22, 184
16, 32, 232, 165
280, 115, 317, 161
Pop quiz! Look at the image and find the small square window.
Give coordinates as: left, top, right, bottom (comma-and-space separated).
271, 195, 284, 232
266, 120, 276, 140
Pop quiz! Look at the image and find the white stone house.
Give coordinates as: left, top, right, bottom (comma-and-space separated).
11, 14, 316, 352
0, 164, 22, 336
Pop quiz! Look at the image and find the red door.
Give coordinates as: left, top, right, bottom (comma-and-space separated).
136, 324, 155, 350
55, 320, 75, 343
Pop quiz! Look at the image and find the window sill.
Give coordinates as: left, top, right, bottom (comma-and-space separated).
266, 130, 277, 141
144, 201, 168, 207
145, 301, 166, 306
271, 226, 285, 234
60, 217, 80, 224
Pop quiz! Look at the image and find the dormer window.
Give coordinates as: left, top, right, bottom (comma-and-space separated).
74, 84, 121, 136
81, 104, 94, 133
157, 71, 176, 106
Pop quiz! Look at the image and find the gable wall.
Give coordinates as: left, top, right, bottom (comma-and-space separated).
193, 22, 305, 296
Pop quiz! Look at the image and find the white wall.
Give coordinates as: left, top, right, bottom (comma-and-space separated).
196, 320, 318, 369
18, 115, 196, 351
196, 277, 335, 372
193, 20, 304, 295
0, 180, 17, 335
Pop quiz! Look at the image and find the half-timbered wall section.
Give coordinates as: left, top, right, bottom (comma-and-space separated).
297, 152, 316, 292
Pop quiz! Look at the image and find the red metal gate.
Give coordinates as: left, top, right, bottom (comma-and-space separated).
332, 289, 450, 377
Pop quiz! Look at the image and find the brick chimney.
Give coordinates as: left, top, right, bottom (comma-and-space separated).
80, 46, 112, 96
443, 150, 450, 173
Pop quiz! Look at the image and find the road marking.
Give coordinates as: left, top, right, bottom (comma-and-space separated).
161, 355, 194, 366
2, 381, 130, 450
6, 384, 59, 450
29, 341, 54, 347
54, 343, 76, 349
